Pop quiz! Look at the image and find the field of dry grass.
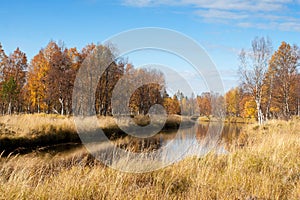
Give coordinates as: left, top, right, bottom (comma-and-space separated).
198, 115, 257, 124
0, 117, 299, 199
0, 114, 193, 137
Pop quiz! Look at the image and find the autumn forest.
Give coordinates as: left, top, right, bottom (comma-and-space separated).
0, 37, 299, 122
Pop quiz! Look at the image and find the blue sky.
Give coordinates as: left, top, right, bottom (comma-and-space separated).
1, 0, 300, 93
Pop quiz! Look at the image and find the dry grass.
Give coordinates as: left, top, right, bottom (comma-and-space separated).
0, 113, 76, 137
0, 114, 191, 138
199, 116, 257, 124
0, 118, 299, 199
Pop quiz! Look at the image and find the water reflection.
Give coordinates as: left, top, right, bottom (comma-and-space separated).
31, 123, 244, 168
115, 122, 243, 159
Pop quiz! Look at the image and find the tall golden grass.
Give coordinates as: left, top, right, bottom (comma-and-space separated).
0, 118, 299, 199
0, 114, 191, 138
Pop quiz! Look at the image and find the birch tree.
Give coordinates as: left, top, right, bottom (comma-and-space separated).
238, 37, 272, 124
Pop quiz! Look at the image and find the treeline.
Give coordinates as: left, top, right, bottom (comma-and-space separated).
0, 38, 299, 121
0, 41, 166, 115
0, 41, 225, 117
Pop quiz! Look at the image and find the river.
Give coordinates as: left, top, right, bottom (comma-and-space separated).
34, 122, 244, 160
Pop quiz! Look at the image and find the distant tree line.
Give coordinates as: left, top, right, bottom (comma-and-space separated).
0, 38, 299, 122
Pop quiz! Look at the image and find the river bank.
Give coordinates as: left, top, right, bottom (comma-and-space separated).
0, 118, 299, 199
198, 116, 257, 124
0, 114, 195, 154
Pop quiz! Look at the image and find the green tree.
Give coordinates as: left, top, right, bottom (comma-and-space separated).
1, 77, 18, 114
1, 47, 27, 113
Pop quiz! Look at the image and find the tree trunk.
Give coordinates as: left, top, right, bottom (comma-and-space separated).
52, 108, 59, 115
266, 77, 273, 120
37, 98, 40, 113
8, 101, 12, 115
103, 69, 109, 116
298, 98, 300, 117
59, 98, 64, 115
282, 80, 291, 119
256, 99, 263, 125
284, 96, 290, 119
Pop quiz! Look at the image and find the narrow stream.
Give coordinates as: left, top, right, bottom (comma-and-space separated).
32, 123, 244, 159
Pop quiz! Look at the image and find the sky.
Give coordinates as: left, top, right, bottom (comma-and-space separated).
1, 0, 300, 94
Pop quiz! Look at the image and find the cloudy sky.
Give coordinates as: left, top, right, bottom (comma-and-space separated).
1, 0, 300, 93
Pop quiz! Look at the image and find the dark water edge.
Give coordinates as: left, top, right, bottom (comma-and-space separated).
0, 119, 195, 156
1, 121, 244, 158
0, 132, 81, 156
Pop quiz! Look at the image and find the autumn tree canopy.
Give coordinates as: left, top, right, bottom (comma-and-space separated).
238, 39, 299, 122
0, 39, 298, 122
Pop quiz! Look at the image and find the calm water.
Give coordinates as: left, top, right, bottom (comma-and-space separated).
36, 123, 244, 159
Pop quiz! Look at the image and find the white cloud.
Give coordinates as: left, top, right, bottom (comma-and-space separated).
122, 0, 173, 7
237, 19, 300, 32
195, 9, 248, 20
122, 0, 152, 7
122, 0, 292, 12
121, 0, 300, 32
202, 42, 241, 54
183, 0, 287, 12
